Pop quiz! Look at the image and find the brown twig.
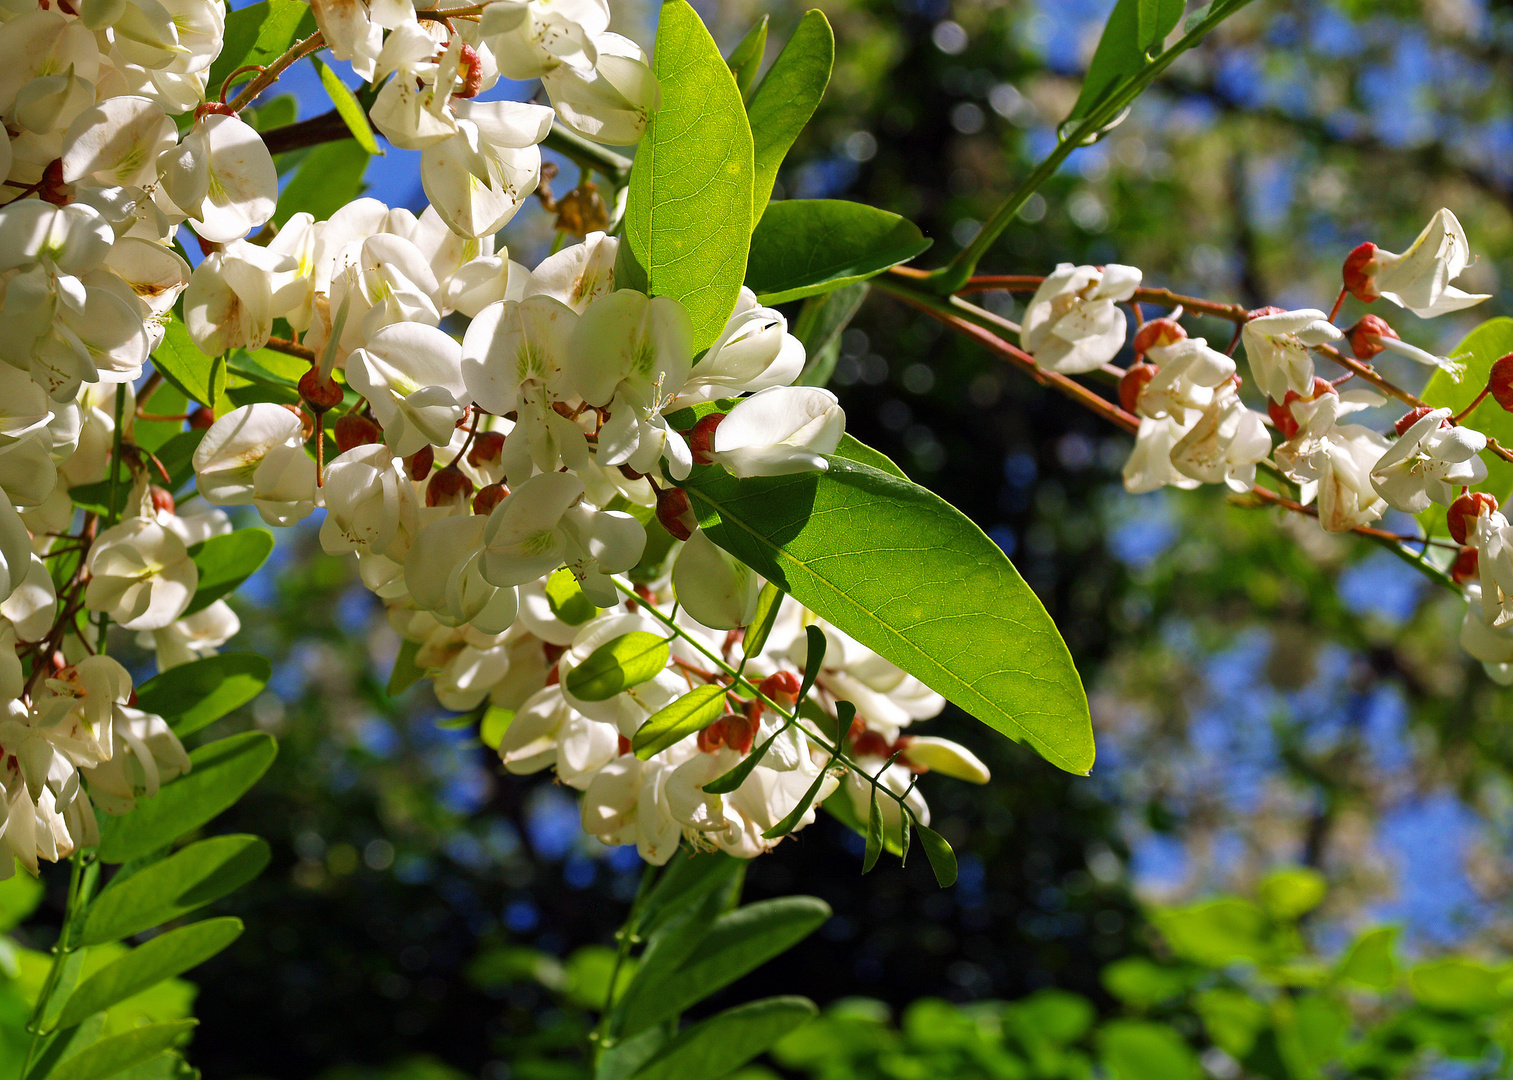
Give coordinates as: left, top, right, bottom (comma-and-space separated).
265, 336, 317, 362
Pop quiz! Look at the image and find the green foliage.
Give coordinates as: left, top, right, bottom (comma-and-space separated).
386, 640, 424, 697
746, 200, 931, 305
621, 0, 754, 352
311, 57, 382, 155
742, 582, 784, 659
150, 319, 225, 411
564, 632, 671, 702
724, 17, 768, 104
832, 434, 907, 480
184, 530, 275, 616
1098, 1020, 1200, 1080
134, 654, 271, 737
274, 139, 370, 226
861, 789, 883, 873
631, 685, 726, 759
680, 458, 1093, 774
793, 283, 868, 388
0, 874, 44, 934
1422, 317, 1513, 508
54, 920, 242, 1031
914, 823, 957, 887
626, 997, 817, 1080
1257, 867, 1327, 920
81, 836, 271, 947
97, 732, 279, 864
745, 11, 833, 216
44, 1021, 197, 1080
1064, 0, 1185, 128
545, 568, 601, 626
206, 0, 315, 101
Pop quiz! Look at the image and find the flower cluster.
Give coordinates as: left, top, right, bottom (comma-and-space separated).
1020, 209, 1509, 679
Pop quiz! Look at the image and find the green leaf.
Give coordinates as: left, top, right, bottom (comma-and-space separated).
0, 871, 44, 932
1334, 926, 1397, 991
479, 706, 512, 750
71, 431, 206, 515
629, 996, 817, 1080
310, 56, 381, 155
618, 896, 830, 1037
545, 567, 601, 626
96, 732, 279, 864
680, 459, 1093, 774
700, 728, 780, 796
207, 0, 315, 103
833, 434, 907, 481
746, 11, 833, 215
861, 788, 883, 873
82, 835, 271, 947
151, 318, 224, 410
623, 0, 754, 352
1098, 1019, 1201, 1080
794, 282, 868, 387
55, 919, 242, 1030
635, 851, 745, 940
746, 200, 931, 305
1422, 318, 1513, 515
1151, 898, 1272, 967
564, 631, 671, 702
1101, 957, 1189, 1007
1064, 0, 1185, 126
274, 139, 369, 226
743, 582, 784, 659
725, 16, 768, 103
915, 823, 956, 887
45, 1020, 196, 1080
387, 639, 424, 697
184, 529, 275, 616
1408, 957, 1509, 1012
797, 624, 826, 703
633, 685, 727, 759
1258, 867, 1327, 921
134, 653, 271, 737
246, 93, 297, 133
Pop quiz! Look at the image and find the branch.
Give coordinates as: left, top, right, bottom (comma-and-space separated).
260, 109, 352, 156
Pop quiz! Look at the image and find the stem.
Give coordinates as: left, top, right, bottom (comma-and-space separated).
924, 0, 1257, 293
95, 384, 128, 652
542, 125, 633, 187
265, 337, 316, 362
21, 852, 94, 1076
228, 32, 325, 113
1315, 343, 1427, 409
592, 861, 659, 1053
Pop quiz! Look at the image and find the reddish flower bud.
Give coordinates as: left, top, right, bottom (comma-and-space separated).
1452, 547, 1480, 584
1118, 362, 1158, 415
193, 100, 237, 121
850, 726, 893, 759
1394, 405, 1437, 436
148, 485, 175, 516
187, 405, 216, 430
758, 670, 801, 709
1488, 353, 1513, 413
333, 413, 383, 452
1131, 317, 1186, 356
617, 734, 632, 756
298, 367, 345, 412
1342, 241, 1380, 303
1246, 305, 1286, 321
1267, 377, 1337, 440
472, 482, 508, 516
406, 445, 434, 482
655, 485, 697, 541
426, 466, 474, 508
38, 158, 71, 206
697, 720, 728, 754
702, 708, 760, 755
1448, 492, 1499, 545
467, 430, 506, 466
455, 42, 483, 98
688, 413, 725, 465
1348, 314, 1398, 360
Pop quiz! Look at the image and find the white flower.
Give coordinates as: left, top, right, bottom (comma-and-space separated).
404, 514, 519, 634
1240, 309, 1342, 403
580, 755, 683, 865
80, 706, 190, 815
192, 403, 316, 526
138, 600, 240, 670
84, 515, 198, 630
1474, 510, 1513, 629
521, 231, 617, 313
1370, 408, 1487, 514
708, 386, 845, 478
1346, 208, 1491, 318
481, 0, 607, 80
1461, 584, 1513, 684
346, 322, 469, 457
420, 99, 554, 239
183, 240, 298, 355
675, 288, 806, 406
0, 492, 36, 608
59, 95, 176, 190
898, 736, 990, 784
369, 20, 458, 150
1169, 389, 1271, 493
1134, 337, 1234, 422
158, 113, 277, 242
320, 443, 417, 557
1021, 263, 1141, 374
31, 655, 132, 768
540, 32, 658, 146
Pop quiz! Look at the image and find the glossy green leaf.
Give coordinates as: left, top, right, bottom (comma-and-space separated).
618, 896, 830, 1037
681, 458, 1093, 774
545, 567, 600, 626
622, 0, 754, 352
797, 624, 825, 703
1422, 318, 1513, 514
1258, 867, 1327, 921
629, 996, 817, 1080
746, 10, 833, 214
915, 822, 957, 887
743, 582, 784, 659
725, 16, 768, 103
760, 765, 829, 840
151, 317, 225, 410
1098, 1019, 1201, 1080
45, 1020, 196, 1080
387, 639, 424, 697
564, 632, 670, 702
833, 434, 907, 480
1065, 0, 1184, 125
632, 685, 727, 759
1334, 926, 1397, 991
311, 56, 381, 155
207, 0, 315, 103
134, 653, 271, 737
275, 139, 370, 226
82, 835, 271, 946
746, 200, 931, 305
184, 528, 275, 616
97, 732, 279, 864
635, 850, 745, 941
862, 788, 883, 873
56, 919, 242, 1030
700, 727, 781, 796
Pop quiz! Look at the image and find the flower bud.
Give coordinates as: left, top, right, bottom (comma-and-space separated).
1448, 491, 1498, 545
1245, 305, 1286, 321
467, 430, 506, 466
473, 482, 508, 515
188, 406, 216, 430
553, 183, 609, 237
1394, 405, 1438, 437
1131, 317, 1186, 356
1266, 377, 1336, 440
406, 445, 434, 482
758, 671, 800, 709
897, 735, 991, 784
1488, 354, 1513, 412
1452, 547, 1479, 584
1342, 241, 1380, 303
298, 367, 345, 412
334, 413, 383, 452
426, 466, 474, 508
655, 485, 696, 541
1348, 314, 1398, 360
850, 725, 894, 759
1118, 362, 1158, 415
149, 485, 175, 515
688, 413, 725, 465
455, 42, 483, 98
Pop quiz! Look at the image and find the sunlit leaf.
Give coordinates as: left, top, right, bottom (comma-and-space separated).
564, 632, 671, 702
46, 1020, 197, 1080
184, 529, 275, 616
135, 653, 271, 737
746, 10, 833, 214
628, 996, 817, 1080
82, 835, 271, 946
55, 919, 243, 1030
633, 685, 727, 759
746, 200, 931, 305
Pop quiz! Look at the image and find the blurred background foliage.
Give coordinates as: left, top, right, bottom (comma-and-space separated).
13, 0, 1513, 1076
